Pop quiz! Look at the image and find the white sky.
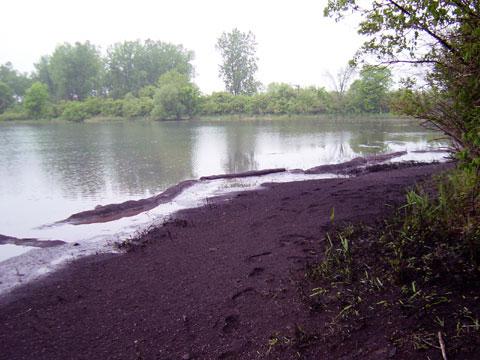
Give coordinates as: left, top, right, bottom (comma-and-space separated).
0, 0, 365, 94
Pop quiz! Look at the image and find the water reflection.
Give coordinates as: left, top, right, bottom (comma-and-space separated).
192, 126, 228, 177
0, 117, 449, 235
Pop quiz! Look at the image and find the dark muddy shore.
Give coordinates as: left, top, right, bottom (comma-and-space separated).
0, 162, 453, 359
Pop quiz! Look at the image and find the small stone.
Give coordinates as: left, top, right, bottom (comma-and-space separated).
181, 353, 191, 360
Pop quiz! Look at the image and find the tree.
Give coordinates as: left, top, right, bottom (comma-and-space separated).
33, 56, 55, 96
0, 62, 32, 99
24, 82, 50, 118
0, 81, 14, 113
105, 40, 194, 98
324, 1, 480, 165
326, 65, 356, 96
216, 28, 260, 95
347, 66, 392, 113
325, 65, 356, 112
44, 42, 102, 101
152, 70, 199, 120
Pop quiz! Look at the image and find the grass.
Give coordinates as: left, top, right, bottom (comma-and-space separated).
298, 167, 480, 358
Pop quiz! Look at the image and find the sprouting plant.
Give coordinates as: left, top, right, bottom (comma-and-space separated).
309, 287, 328, 297
339, 233, 349, 255
434, 316, 445, 328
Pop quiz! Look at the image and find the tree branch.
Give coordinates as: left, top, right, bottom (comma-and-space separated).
380, 59, 440, 65
387, 0, 460, 58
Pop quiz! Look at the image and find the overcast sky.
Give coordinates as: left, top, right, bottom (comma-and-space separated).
0, 0, 365, 94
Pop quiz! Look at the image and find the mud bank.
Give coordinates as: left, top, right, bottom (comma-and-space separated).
0, 161, 453, 360
57, 151, 413, 227
0, 234, 65, 248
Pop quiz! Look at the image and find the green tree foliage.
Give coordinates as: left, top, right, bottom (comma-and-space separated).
216, 28, 260, 95
347, 66, 392, 113
0, 81, 14, 114
199, 84, 333, 116
24, 82, 49, 118
152, 70, 199, 120
0, 62, 32, 99
105, 40, 194, 98
122, 93, 154, 118
325, 0, 480, 166
18, 36, 397, 120
42, 42, 102, 101
33, 56, 55, 96
61, 101, 90, 121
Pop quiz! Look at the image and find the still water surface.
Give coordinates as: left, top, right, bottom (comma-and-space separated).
0, 117, 448, 239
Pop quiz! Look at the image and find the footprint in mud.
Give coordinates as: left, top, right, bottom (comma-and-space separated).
248, 267, 264, 277
307, 205, 322, 214
245, 251, 272, 263
231, 287, 256, 301
287, 255, 315, 264
222, 314, 240, 334
279, 233, 314, 246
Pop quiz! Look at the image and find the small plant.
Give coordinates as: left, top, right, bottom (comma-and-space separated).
302, 168, 480, 357
307, 225, 355, 284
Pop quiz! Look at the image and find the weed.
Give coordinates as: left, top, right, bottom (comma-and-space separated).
307, 225, 356, 284
302, 168, 480, 358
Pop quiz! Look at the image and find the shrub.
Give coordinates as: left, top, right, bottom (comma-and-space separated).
100, 98, 124, 117
152, 70, 199, 120
61, 101, 89, 121
24, 82, 50, 118
122, 96, 154, 118
399, 168, 480, 266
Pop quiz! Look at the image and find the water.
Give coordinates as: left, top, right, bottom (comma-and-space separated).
0, 117, 448, 237
0, 117, 449, 292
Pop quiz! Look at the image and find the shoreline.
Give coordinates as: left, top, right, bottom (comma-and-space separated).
0, 149, 438, 246
0, 153, 449, 297
0, 161, 453, 359
0, 113, 412, 124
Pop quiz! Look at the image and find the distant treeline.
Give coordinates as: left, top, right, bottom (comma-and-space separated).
0, 40, 400, 121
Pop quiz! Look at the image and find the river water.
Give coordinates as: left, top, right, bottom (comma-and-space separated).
0, 117, 449, 287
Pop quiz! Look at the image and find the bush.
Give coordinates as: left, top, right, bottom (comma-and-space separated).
152, 70, 199, 120
0, 81, 14, 114
61, 101, 90, 121
82, 97, 103, 117
100, 98, 124, 117
122, 96, 154, 118
23, 82, 50, 118
399, 168, 480, 265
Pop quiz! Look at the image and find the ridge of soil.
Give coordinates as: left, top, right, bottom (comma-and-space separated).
0, 162, 454, 359
0, 234, 65, 248
58, 151, 411, 227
